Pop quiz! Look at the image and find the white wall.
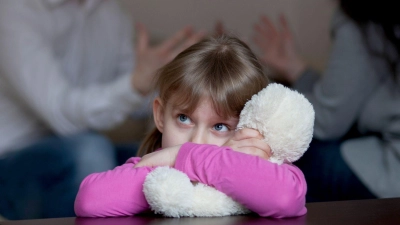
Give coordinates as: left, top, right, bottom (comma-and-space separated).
120, 0, 337, 71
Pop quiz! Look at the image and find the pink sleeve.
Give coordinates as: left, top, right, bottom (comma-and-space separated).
174, 142, 307, 218
74, 157, 153, 217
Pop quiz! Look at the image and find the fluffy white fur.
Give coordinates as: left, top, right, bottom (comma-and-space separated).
237, 83, 315, 164
143, 83, 315, 217
144, 167, 250, 217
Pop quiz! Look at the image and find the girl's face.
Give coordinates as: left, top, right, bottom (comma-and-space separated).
153, 97, 239, 148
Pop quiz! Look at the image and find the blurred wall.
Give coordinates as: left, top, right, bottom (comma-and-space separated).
120, 0, 338, 71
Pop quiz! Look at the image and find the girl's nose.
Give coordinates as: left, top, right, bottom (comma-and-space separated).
189, 130, 207, 144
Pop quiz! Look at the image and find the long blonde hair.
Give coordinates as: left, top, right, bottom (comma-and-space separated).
137, 35, 269, 156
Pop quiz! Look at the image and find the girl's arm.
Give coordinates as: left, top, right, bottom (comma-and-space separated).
175, 142, 307, 218
74, 157, 153, 217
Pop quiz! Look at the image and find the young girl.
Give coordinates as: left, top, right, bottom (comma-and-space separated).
74, 36, 307, 218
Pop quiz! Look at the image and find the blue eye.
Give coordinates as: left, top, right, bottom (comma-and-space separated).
214, 123, 228, 132
178, 114, 191, 124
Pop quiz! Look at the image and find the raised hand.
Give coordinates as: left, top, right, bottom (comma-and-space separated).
132, 24, 206, 95
253, 14, 306, 84
214, 20, 226, 37
223, 128, 271, 160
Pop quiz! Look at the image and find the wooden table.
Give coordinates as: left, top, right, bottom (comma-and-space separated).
2, 198, 400, 225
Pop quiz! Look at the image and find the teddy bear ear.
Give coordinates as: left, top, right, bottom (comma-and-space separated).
237, 83, 315, 164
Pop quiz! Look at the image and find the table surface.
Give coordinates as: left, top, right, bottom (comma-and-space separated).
2, 198, 400, 225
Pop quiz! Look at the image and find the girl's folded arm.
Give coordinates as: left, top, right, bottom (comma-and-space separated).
174, 142, 307, 218
74, 157, 153, 217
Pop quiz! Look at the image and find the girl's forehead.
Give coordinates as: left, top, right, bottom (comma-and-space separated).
169, 95, 211, 113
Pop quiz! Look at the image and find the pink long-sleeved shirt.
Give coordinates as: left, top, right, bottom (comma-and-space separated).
74, 142, 307, 218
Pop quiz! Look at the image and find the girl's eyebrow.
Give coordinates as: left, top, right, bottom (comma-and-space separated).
218, 116, 239, 125
171, 107, 190, 115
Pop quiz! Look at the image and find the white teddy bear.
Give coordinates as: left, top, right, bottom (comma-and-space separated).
143, 83, 315, 217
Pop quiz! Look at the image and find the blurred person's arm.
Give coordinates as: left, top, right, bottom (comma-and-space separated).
0, 0, 145, 134
253, 12, 383, 140
0, 1, 203, 135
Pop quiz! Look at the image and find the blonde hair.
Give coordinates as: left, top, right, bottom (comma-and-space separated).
137, 35, 269, 156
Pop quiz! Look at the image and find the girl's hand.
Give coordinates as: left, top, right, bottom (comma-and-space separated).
253, 14, 306, 84
224, 128, 272, 160
134, 145, 181, 168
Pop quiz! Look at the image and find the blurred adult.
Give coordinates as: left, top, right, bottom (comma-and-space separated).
0, 0, 203, 219
253, 0, 400, 202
